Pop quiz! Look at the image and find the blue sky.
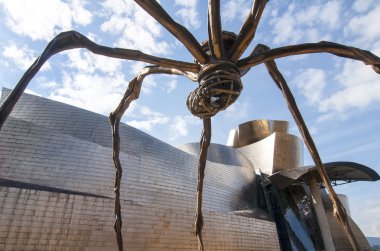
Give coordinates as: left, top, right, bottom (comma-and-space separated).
0, 0, 379, 237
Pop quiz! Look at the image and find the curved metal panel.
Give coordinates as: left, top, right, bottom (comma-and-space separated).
269, 161, 380, 189
177, 142, 253, 169
230, 119, 289, 148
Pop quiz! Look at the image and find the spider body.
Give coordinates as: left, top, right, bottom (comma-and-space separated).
188, 61, 242, 118
0, 1, 379, 251
189, 31, 244, 118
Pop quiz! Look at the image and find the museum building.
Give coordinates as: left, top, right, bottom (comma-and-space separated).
0, 88, 378, 250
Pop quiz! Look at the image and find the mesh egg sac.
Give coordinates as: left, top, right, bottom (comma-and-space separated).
187, 62, 242, 118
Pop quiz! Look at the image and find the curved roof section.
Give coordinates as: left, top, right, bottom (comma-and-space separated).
269, 161, 380, 189
177, 142, 253, 168
0, 88, 181, 158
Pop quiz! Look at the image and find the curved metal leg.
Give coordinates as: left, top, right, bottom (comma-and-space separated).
194, 118, 212, 251
228, 0, 268, 61
254, 44, 360, 251
237, 41, 380, 73
0, 30, 199, 131
134, 0, 209, 64
109, 66, 197, 251
208, 0, 224, 59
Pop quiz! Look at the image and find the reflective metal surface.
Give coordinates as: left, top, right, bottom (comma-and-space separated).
320, 191, 371, 250
0, 89, 375, 251
269, 161, 380, 189
228, 119, 289, 148
0, 89, 280, 250
177, 142, 253, 168
337, 194, 351, 217
237, 132, 303, 175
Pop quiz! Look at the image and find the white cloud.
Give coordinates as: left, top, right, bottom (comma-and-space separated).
100, 0, 170, 55
318, 1, 341, 28
353, 199, 380, 236
170, 116, 188, 139
119, 61, 161, 95
0, 0, 92, 41
352, 0, 376, 13
328, 139, 380, 159
41, 47, 132, 115
64, 50, 123, 75
24, 88, 41, 96
346, 5, 380, 43
316, 112, 344, 123
2, 44, 35, 70
163, 79, 178, 93
36, 76, 58, 89
293, 62, 380, 120
128, 62, 160, 95
140, 77, 157, 95
169, 115, 201, 140
100, 0, 129, 15
175, 0, 200, 29
49, 71, 128, 115
221, 0, 251, 24
320, 60, 380, 113
270, 5, 298, 44
335, 60, 379, 88
2, 43, 51, 71
269, 2, 340, 45
130, 62, 148, 76
224, 99, 251, 120
70, 0, 92, 26
279, 2, 380, 121
294, 68, 327, 108
0, 60, 9, 68
127, 105, 169, 131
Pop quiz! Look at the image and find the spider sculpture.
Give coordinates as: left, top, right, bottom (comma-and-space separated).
0, 1, 379, 251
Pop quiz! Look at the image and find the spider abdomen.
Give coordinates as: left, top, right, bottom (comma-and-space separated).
187, 62, 242, 118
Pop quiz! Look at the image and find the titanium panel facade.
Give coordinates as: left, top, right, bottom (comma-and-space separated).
0, 88, 374, 250
0, 89, 280, 250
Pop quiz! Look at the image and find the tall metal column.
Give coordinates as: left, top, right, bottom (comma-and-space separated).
310, 175, 335, 251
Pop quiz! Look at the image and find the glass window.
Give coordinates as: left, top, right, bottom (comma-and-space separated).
267, 183, 324, 251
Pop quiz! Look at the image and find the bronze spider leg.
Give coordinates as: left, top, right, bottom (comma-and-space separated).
0, 30, 199, 130
194, 118, 212, 251
208, 0, 224, 59
251, 43, 371, 251
237, 41, 380, 73
135, 2, 218, 248
135, 0, 208, 64
109, 65, 197, 251
194, 1, 266, 248
229, 0, 268, 62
